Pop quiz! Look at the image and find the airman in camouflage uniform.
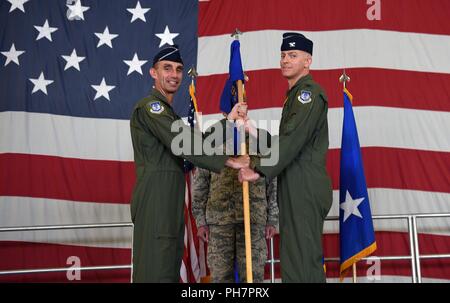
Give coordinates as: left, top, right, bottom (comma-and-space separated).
192, 131, 279, 283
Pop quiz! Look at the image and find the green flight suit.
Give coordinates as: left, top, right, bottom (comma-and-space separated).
129, 88, 229, 282
251, 74, 333, 282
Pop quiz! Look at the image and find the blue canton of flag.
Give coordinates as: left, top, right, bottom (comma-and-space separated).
339, 88, 377, 279
187, 95, 195, 128
0, 0, 200, 283
0, 0, 198, 119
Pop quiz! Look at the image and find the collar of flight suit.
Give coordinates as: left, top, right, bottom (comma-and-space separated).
149, 88, 174, 111
285, 73, 313, 97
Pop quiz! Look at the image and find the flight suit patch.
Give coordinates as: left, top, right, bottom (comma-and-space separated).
148, 101, 164, 114
298, 90, 312, 104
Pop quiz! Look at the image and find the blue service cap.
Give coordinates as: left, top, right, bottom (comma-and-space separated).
281, 32, 313, 55
152, 44, 183, 66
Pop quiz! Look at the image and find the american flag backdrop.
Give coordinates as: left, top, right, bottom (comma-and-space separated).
1, 0, 449, 282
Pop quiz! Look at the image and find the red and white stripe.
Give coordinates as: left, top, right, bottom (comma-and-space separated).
180, 173, 202, 283
1, 0, 449, 282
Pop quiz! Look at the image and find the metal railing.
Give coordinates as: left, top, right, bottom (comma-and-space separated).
264, 213, 450, 283
0, 223, 133, 280
1, 214, 449, 283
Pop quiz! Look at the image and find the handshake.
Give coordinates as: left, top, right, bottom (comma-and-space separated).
225, 155, 260, 183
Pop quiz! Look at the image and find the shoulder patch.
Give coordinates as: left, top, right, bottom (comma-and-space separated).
147, 101, 164, 114
298, 90, 312, 104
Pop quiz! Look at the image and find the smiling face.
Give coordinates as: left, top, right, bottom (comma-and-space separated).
150, 60, 184, 96
280, 50, 312, 84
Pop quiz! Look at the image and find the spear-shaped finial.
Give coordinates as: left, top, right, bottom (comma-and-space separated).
231, 29, 247, 83
187, 66, 198, 78
231, 28, 243, 40
188, 66, 198, 85
339, 69, 351, 89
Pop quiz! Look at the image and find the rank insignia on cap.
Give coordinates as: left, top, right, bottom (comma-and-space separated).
298, 90, 312, 104
148, 101, 164, 114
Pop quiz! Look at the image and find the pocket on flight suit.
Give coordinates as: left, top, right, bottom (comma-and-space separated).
282, 112, 298, 135
150, 172, 184, 238
154, 199, 182, 239
154, 236, 181, 282
151, 179, 184, 282
314, 170, 333, 219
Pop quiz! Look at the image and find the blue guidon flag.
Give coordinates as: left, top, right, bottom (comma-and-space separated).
219, 39, 245, 115
339, 88, 377, 279
219, 39, 245, 156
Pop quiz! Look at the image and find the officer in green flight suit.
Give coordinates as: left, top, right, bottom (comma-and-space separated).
239, 33, 333, 282
129, 45, 249, 282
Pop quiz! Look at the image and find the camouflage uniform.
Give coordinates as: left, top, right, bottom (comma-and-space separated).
192, 164, 278, 283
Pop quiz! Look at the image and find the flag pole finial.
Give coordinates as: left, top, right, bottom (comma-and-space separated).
231, 28, 243, 40
339, 69, 351, 89
187, 66, 198, 78
188, 66, 198, 85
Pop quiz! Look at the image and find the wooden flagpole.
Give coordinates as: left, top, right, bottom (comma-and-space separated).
232, 28, 253, 283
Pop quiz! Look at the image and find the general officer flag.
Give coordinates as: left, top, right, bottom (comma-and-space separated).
339, 88, 377, 279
